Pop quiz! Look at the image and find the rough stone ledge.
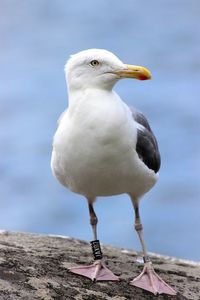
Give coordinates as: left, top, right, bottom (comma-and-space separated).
0, 231, 199, 300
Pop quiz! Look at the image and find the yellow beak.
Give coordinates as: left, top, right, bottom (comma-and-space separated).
114, 64, 152, 80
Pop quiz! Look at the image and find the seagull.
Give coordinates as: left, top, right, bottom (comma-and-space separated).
51, 49, 176, 295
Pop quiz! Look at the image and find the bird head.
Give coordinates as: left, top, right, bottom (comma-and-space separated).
65, 49, 151, 92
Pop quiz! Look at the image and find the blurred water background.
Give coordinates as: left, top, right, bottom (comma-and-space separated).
0, 0, 200, 261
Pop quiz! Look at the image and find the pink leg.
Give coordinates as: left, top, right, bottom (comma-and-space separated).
130, 198, 176, 295
69, 259, 119, 281
68, 199, 119, 282
130, 261, 176, 295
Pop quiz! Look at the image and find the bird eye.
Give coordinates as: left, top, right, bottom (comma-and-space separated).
90, 60, 100, 67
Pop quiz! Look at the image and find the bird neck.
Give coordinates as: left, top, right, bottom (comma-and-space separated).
67, 86, 115, 107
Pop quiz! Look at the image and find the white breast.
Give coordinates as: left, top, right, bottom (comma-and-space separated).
51, 89, 157, 198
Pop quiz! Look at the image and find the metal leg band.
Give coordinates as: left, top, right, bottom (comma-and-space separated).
90, 240, 103, 260
143, 255, 151, 263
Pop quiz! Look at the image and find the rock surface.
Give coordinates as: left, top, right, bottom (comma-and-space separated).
0, 231, 199, 300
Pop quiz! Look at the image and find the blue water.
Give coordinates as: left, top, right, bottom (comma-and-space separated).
0, 0, 200, 261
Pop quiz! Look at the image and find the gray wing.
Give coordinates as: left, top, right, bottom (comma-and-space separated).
130, 107, 161, 173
